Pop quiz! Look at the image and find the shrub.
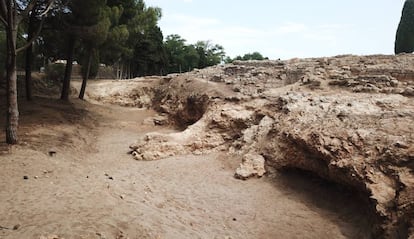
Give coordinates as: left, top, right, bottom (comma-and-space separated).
45, 63, 66, 82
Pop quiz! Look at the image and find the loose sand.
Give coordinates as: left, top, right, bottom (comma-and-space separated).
0, 98, 371, 238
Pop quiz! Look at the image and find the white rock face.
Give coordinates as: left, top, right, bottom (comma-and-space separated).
91, 54, 414, 238
235, 153, 266, 180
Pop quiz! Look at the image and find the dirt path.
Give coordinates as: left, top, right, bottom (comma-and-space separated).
0, 102, 372, 239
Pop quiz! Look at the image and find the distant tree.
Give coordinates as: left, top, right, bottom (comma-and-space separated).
132, 26, 167, 76
195, 40, 225, 68
242, 52, 268, 61
164, 36, 226, 73
37, 1, 73, 65
37, 15, 68, 63
24, 0, 58, 101
104, 0, 162, 79
99, 5, 130, 70
60, 0, 110, 100
223, 56, 233, 64
78, 2, 110, 100
395, 0, 414, 54
225, 52, 268, 63
164, 34, 188, 73
183, 44, 199, 71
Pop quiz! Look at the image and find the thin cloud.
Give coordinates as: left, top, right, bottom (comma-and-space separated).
167, 14, 220, 26
277, 22, 307, 34
159, 14, 354, 59
147, 0, 403, 58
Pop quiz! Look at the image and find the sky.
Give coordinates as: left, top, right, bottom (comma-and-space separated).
144, 0, 406, 60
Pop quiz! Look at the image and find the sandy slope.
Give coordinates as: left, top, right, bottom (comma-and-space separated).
0, 98, 371, 239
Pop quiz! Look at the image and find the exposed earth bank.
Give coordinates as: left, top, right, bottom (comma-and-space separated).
83, 54, 414, 239
0, 54, 413, 239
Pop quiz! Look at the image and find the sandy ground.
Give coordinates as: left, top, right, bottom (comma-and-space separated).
0, 98, 372, 239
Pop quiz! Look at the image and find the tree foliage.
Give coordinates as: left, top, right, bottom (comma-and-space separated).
103, 0, 162, 78
195, 40, 225, 68
395, 0, 414, 54
225, 52, 268, 63
132, 25, 167, 76
164, 35, 225, 73
0, 0, 237, 144
164, 34, 195, 73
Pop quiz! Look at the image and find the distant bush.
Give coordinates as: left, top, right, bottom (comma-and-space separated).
225, 52, 269, 63
45, 63, 65, 82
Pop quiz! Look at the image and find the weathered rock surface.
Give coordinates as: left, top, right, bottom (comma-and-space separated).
90, 54, 414, 239
234, 153, 266, 179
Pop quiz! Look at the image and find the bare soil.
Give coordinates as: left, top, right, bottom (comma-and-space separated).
0, 96, 372, 239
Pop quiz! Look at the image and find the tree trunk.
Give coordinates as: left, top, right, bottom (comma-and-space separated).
0, 72, 5, 89
24, 41, 33, 101
78, 49, 92, 100
61, 35, 76, 101
24, 12, 36, 101
115, 62, 119, 79
128, 62, 131, 79
120, 63, 124, 80
5, 19, 19, 144
129, 62, 132, 79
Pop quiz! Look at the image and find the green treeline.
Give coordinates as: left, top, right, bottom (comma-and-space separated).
0, 0, 269, 144
0, 0, 267, 80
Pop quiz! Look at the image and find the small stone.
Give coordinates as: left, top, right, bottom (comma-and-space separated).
108, 176, 114, 180
235, 153, 266, 180
120, 195, 125, 199
232, 218, 237, 221
23, 176, 29, 180
48, 151, 56, 157
13, 224, 20, 230
394, 141, 409, 149
402, 87, 414, 96
390, 79, 399, 87
34, 176, 39, 179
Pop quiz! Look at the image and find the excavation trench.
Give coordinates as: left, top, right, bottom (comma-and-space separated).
77, 55, 414, 239
117, 82, 379, 238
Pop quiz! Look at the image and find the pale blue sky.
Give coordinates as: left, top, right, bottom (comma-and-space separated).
145, 0, 406, 59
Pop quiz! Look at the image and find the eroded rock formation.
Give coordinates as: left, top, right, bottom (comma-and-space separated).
90, 54, 414, 238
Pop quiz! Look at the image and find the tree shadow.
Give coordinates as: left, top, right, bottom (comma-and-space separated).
0, 96, 94, 156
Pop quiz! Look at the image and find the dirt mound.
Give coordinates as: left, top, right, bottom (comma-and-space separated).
1, 97, 373, 238
2, 54, 413, 238
90, 54, 414, 238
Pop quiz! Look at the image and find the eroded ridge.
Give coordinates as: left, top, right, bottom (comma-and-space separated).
86, 54, 414, 238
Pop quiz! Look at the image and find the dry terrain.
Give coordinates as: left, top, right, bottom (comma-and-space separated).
1, 54, 414, 239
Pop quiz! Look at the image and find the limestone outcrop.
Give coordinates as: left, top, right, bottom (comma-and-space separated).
90, 54, 414, 238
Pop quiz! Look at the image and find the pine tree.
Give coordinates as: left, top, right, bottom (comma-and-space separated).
0, 0, 53, 144
60, 0, 110, 100
395, 0, 414, 54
